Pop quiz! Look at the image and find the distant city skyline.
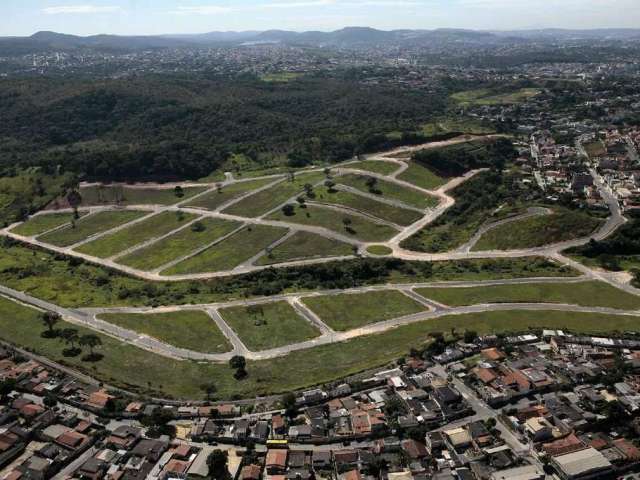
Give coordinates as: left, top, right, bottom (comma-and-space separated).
2, 0, 640, 37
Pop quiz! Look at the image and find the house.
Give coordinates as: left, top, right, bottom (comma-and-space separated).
551, 447, 613, 480
489, 464, 544, 480
266, 449, 288, 475
106, 426, 141, 449
240, 464, 262, 480
77, 457, 106, 480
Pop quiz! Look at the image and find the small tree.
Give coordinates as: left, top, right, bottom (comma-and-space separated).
207, 450, 230, 480
282, 204, 295, 216
174, 186, 184, 198
296, 196, 306, 207
342, 217, 353, 232
201, 383, 217, 401
191, 221, 206, 232
282, 392, 297, 418
79, 334, 102, 360
229, 356, 247, 380
324, 179, 336, 192
41, 311, 60, 337
60, 328, 80, 355
66, 189, 82, 219
365, 176, 378, 192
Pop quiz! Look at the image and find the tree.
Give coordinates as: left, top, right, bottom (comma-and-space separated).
464, 330, 478, 343
66, 189, 82, 219
324, 179, 336, 192
282, 204, 295, 216
303, 183, 314, 198
200, 383, 217, 401
41, 311, 60, 337
296, 196, 306, 207
191, 221, 206, 232
229, 356, 246, 370
282, 392, 297, 418
207, 450, 230, 480
174, 186, 184, 198
79, 334, 102, 359
60, 328, 80, 354
365, 176, 378, 192
342, 217, 353, 232
0, 378, 16, 399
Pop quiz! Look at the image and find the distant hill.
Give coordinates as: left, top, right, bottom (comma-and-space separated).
1, 27, 639, 55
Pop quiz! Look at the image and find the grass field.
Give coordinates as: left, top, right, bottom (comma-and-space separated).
11, 212, 85, 237
421, 117, 495, 136
343, 160, 401, 176
185, 178, 276, 211
584, 141, 607, 158
223, 172, 325, 217
338, 174, 438, 209
38, 210, 147, 247
268, 204, 398, 242
451, 88, 541, 106
313, 187, 423, 226
366, 245, 393, 256
473, 208, 603, 251
5, 294, 636, 399
303, 290, 428, 331
397, 162, 447, 190
80, 185, 206, 206
163, 225, 289, 275
119, 217, 242, 271
416, 281, 640, 310
255, 231, 354, 265
98, 310, 232, 353
75, 211, 198, 258
218, 301, 320, 350
260, 72, 302, 83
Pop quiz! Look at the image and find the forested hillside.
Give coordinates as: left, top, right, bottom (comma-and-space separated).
0, 75, 446, 181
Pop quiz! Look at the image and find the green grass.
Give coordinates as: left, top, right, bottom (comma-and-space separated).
218, 301, 320, 350
366, 245, 393, 256
313, 187, 423, 226
80, 185, 206, 206
268, 204, 398, 242
338, 174, 438, 209
473, 208, 603, 251
255, 231, 354, 265
416, 281, 640, 310
451, 88, 541, 106
397, 162, 447, 190
421, 117, 495, 136
119, 217, 242, 271
303, 290, 428, 331
5, 294, 635, 399
75, 211, 198, 258
11, 212, 85, 237
38, 210, 147, 247
0, 241, 578, 310
98, 310, 232, 353
570, 254, 640, 272
260, 72, 302, 83
163, 225, 288, 275
185, 178, 276, 211
223, 172, 325, 218
343, 160, 401, 176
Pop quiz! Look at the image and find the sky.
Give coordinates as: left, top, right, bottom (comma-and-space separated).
2, 0, 640, 37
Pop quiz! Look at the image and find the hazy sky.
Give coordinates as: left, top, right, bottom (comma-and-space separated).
3, 0, 640, 36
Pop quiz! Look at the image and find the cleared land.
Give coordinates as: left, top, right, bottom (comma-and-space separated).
75, 211, 198, 258
473, 208, 603, 251
313, 188, 423, 226
339, 174, 438, 209
98, 310, 232, 353
38, 210, 147, 247
255, 231, 353, 265
185, 178, 276, 211
416, 281, 640, 310
343, 160, 401, 175
2, 295, 637, 399
268, 204, 398, 242
218, 301, 320, 350
11, 212, 84, 237
584, 141, 607, 158
451, 88, 541, 106
303, 290, 428, 331
421, 117, 495, 136
397, 162, 447, 190
163, 224, 288, 275
223, 172, 325, 217
119, 217, 242, 271
80, 185, 206, 206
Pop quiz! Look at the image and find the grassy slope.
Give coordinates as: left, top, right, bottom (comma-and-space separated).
163, 225, 288, 275
313, 188, 422, 226
218, 301, 320, 350
339, 174, 438, 209
303, 290, 428, 331
11, 213, 83, 237
473, 208, 603, 251
185, 178, 276, 211
39, 210, 147, 247
1, 295, 638, 399
75, 211, 198, 258
397, 162, 447, 190
98, 310, 232, 353
223, 172, 325, 217
416, 281, 640, 310
255, 231, 353, 266
268, 204, 398, 242
119, 217, 241, 271
343, 160, 401, 175
451, 88, 541, 106
80, 186, 206, 206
